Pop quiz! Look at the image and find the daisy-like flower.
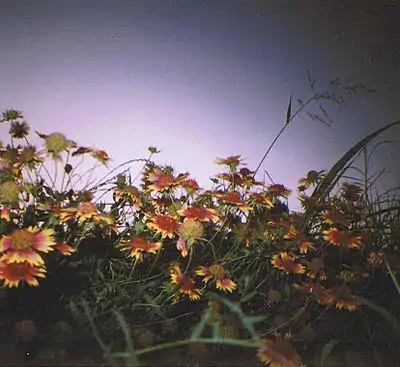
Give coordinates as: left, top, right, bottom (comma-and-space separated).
181, 178, 200, 192
298, 193, 326, 212
306, 258, 327, 280
59, 202, 114, 225
215, 172, 245, 186
295, 282, 334, 306
170, 265, 201, 301
146, 168, 189, 192
249, 192, 274, 209
214, 191, 251, 212
330, 286, 359, 311
0, 206, 10, 221
90, 148, 110, 165
9, 121, 30, 139
257, 333, 302, 367
0, 261, 46, 288
214, 155, 243, 170
178, 218, 204, 241
271, 252, 305, 275
119, 236, 162, 261
195, 264, 237, 293
147, 214, 179, 239
0, 227, 56, 266
179, 205, 218, 222
266, 184, 292, 198
321, 209, 349, 226
323, 227, 362, 249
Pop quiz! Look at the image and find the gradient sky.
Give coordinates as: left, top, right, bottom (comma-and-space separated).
0, 1, 399, 210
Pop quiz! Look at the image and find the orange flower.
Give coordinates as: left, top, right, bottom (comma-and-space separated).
257, 333, 302, 367
147, 214, 179, 239
215, 191, 251, 211
91, 148, 110, 164
0, 261, 46, 288
179, 205, 218, 222
119, 236, 162, 261
271, 252, 305, 275
59, 202, 113, 225
330, 286, 359, 311
266, 184, 292, 198
321, 209, 349, 226
0, 227, 56, 266
249, 192, 274, 208
196, 264, 237, 293
54, 243, 76, 256
170, 265, 201, 301
306, 258, 327, 280
294, 282, 334, 306
146, 168, 189, 192
298, 170, 325, 189
323, 228, 362, 249
283, 227, 314, 254
181, 179, 200, 191
215, 172, 245, 186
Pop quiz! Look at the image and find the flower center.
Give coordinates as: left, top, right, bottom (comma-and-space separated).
11, 229, 34, 250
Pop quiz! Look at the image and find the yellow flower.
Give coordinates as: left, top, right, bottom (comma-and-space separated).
179, 218, 204, 241
170, 265, 201, 301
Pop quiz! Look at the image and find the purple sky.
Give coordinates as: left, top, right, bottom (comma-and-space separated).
1, 1, 399, 210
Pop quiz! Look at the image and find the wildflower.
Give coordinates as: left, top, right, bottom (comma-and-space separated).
298, 193, 325, 212
249, 192, 274, 208
341, 182, 363, 202
283, 227, 314, 254
196, 264, 237, 293
321, 209, 349, 226
0, 261, 46, 288
170, 265, 201, 301
266, 184, 292, 198
331, 286, 359, 311
323, 227, 362, 249
1, 109, 23, 122
119, 236, 161, 261
215, 191, 251, 212
0, 180, 20, 204
90, 148, 110, 164
9, 121, 30, 139
0, 227, 56, 265
146, 168, 189, 192
306, 258, 327, 280
147, 214, 179, 239
181, 179, 200, 192
59, 202, 113, 225
114, 186, 141, 202
271, 252, 305, 275
179, 205, 219, 222
37, 132, 75, 156
257, 333, 302, 367
0, 207, 10, 221
214, 155, 243, 170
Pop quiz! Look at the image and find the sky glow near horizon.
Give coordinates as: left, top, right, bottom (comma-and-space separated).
0, 1, 399, 210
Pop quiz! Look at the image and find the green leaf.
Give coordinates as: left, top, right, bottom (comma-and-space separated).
191, 309, 211, 340
241, 315, 267, 325
240, 291, 257, 304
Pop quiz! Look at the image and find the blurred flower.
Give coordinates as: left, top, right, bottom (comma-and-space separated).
59, 201, 113, 225
341, 182, 363, 202
215, 191, 251, 212
181, 178, 200, 192
0, 227, 56, 265
196, 264, 237, 293
306, 258, 327, 280
119, 236, 161, 261
114, 185, 141, 203
214, 155, 243, 170
323, 228, 362, 249
298, 170, 325, 189
176, 236, 188, 257
147, 214, 179, 239
170, 265, 201, 301
37, 132, 75, 157
54, 243, 76, 256
0, 206, 10, 221
257, 333, 302, 367
179, 218, 204, 241
146, 168, 189, 192
321, 209, 349, 226
1, 109, 23, 122
271, 252, 305, 275
266, 184, 292, 198
249, 192, 274, 208
179, 205, 218, 222
0, 261, 46, 287
9, 121, 30, 139
0, 180, 20, 204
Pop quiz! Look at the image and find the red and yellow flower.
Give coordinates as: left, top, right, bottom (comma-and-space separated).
249, 192, 274, 208
266, 184, 292, 198
0, 227, 56, 266
214, 155, 243, 170
59, 201, 114, 225
196, 264, 237, 293
170, 265, 201, 301
179, 205, 219, 222
119, 236, 162, 261
214, 191, 251, 212
321, 209, 349, 226
257, 333, 302, 367
147, 214, 179, 239
0, 261, 46, 288
54, 243, 76, 256
323, 227, 362, 249
146, 168, 189, 192
271, 252, 305, 275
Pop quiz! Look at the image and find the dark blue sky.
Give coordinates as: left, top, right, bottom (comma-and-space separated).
0, 1, 399, 209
